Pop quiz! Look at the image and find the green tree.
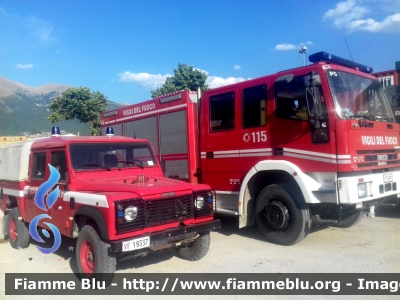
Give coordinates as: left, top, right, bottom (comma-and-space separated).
47, 86, 109, 136
151, 63, 208, 98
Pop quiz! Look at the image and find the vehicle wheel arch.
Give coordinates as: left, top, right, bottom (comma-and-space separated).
239, 160, 317, 228
72, 206, 109, 240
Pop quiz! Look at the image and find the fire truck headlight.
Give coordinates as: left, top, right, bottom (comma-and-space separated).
195, 196, 204, 209
124, 206, 138, 222
357, 183, 369, 198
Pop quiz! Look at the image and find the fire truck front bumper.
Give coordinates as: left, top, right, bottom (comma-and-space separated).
109, 219, 221, 254
338, 171, 400, 205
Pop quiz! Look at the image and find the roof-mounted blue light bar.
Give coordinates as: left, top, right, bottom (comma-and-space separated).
106, 127, 114, 136
51, 126, 61, 137
309, 51, 373, 74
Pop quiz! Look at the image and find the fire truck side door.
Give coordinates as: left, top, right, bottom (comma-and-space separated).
271, 73, 332, 171
238, 84, 270, 174
202, 90, 242, 194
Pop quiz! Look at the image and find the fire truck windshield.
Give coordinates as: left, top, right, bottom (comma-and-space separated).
69, 142, 157, 171
327, 70, 394, 122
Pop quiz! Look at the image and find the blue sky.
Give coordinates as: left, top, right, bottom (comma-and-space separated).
1, 0, 400, 105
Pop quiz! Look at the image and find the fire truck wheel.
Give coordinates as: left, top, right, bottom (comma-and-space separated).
333, 210, 364, 228
175, 231, 210, 261
255, 184, 310, 246
76, 225, 116, 285
8, 207, 30, 249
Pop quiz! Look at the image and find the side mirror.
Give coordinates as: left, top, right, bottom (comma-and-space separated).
304, 72, 323, 118
306, 87, 323, 117
313, 128, 329, 143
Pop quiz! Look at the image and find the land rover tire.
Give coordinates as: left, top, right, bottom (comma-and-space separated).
8, 207, 30, 249
255, 184, 311, 246
175, 231, 210, 261
76, 225, 116, 286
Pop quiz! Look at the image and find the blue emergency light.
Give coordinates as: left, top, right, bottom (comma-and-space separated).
106, 127, 114, 136
51, 127, 61, 137
309, 51, 373, 74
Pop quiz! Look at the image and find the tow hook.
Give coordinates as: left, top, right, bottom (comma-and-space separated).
365, 206, 375, 218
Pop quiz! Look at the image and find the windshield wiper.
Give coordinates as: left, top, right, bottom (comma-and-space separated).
374, 116, 394, 122
349, 114, 375, 121
119, 160, 144, 169
79, 164, 111, 171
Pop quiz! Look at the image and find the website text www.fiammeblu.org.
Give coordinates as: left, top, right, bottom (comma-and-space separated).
5, 273, 400, 295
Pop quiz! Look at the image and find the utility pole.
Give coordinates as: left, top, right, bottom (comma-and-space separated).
298, 46, 307, 66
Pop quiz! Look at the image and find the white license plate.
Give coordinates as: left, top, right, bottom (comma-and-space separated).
122, 236, 150, 252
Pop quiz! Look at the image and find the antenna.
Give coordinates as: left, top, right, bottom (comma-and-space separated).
344, 38, 354, 66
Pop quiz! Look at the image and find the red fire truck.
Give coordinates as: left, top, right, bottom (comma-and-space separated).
0, 130, 219, 284
101, 51, 400, 246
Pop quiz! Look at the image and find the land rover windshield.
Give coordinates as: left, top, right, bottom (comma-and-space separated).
69, 142, 157, 170
327, 70, 395, 122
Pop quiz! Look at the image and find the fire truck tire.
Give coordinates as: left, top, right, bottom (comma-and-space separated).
8, 207, 30, 249
175, 231, 210, 261
255, 184, 310, 246
76, 225, 116, 286
333, 210, 364, 228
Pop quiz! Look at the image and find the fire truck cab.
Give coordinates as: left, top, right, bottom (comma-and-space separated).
101, 51, 400, 246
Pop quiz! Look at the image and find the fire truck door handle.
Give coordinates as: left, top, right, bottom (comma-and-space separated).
206, 152, 214, 159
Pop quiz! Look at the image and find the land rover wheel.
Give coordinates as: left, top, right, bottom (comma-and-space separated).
8, 207, 30, 249
76, 225, 116, 286
255, 184, 311, 246
175, 231, 210, 261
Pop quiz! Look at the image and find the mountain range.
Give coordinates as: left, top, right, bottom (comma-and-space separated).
0, 76, 124, 136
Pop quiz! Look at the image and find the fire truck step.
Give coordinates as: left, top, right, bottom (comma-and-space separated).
215, 208, 239, 216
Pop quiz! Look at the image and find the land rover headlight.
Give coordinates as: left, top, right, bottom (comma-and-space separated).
124, 206, 138, 222
195, 196, 204, 209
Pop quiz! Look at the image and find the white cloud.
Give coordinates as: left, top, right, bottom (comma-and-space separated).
17, 63, 33, 69
275, 44, 296, 51
118, 72, 172, 88
194, 68, 209, 75
206, 76, 248, 89
118, 70, 249, 90
324, 0, 400, 33
233, 65, 241, 70
275, 41, 313, 51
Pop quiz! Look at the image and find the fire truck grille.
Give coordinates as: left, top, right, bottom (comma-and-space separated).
356, 150, 400, 168
144, 195, 194, 227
